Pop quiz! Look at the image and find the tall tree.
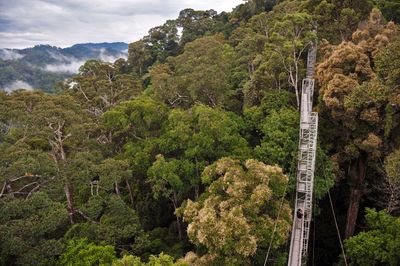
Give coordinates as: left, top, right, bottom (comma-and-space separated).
382, 149, 400, 214
316, 9, 399, 237
306, 0, 373, 43
149, 35, 239, 110
344, 208, 400, 265
68, 60, 142, 118
264, 4, 316, 109
147, 105, 250, 239
142, 20, 180, 64
177, 9, 218, 45
128, 40, 151, 76
180, 158, 291, 265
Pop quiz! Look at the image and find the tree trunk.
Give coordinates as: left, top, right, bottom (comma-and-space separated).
175, 213, 182, 240
294, 57, 300, 110
172, 192, 182, 240
195, 157, 200, 200
0, 181, 7, 197
64, 182, 75, 224
115, 181, 120, 196
345, 155, 367, 238
125, 177, 135, 208
194, 186, 199, 201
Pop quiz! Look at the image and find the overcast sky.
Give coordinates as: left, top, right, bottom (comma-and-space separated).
0, 0, 243, 49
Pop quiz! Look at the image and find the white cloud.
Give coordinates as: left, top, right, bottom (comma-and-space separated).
98, 48, 128, 62
0, 49, 24, 60
47, 50, 74, 63
44, 60, 86, 73
2, 80, 33, 92
0, 0, 243, 48
44, 49, 128, 73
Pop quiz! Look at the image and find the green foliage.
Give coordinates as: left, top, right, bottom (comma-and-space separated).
181, 157, 291, 265
266, 9, 315, 105
147, 155, 192, 200
374, 0, 400, 23
2, 1, 400, 265
112, 252, 187, 266
255, 108, 299, 171
232, 3, 316, 107
65, 195, 145, 250
376, 37, 400, 89
344, 209, 400, 265
69, 60, 142, 116
246, 96, 334, 199
142, 20, 180, 64
141, 227, 187, 259
243, 91, 296, 143
306, 0, 373, 42
177, 9, 218, 45
385, 149, 400, 184
102, 96, 168, 140
181, 105, 251, 161
96, 159, 131, 191
128, 40, 152, 75
149, 35, 240, 110
59, 238, 117, 266
230, 0, 279, 22
0, 193, 69, 265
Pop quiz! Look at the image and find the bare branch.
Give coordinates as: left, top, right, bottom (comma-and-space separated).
75, 209, 99, 224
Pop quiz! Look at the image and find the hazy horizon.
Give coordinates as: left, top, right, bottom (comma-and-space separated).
0, 0, 242, 49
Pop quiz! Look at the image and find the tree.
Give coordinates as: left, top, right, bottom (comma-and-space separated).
96, 158, 132, 197
149, 35, 239, 109
68, 60, 142, 117
344, 209, 400, 265
143, 20, 180, 64
264, 6, 316, 109
374, 0, 400, 24
376, 36, 400, 90
102, 96, 171, 228
0, 91, 97, 224
0, 142, 56, 199
59, 238, 117, 266
254, 108, 299, 171
230, 0, 279, 22
316, 9, 399, 237
112, 253, 187, 266
177, 9, 218, 45
180, 158, 291, 265
157, 105, 251, 186
147, 155, 194, 239
306, 0, 373, 43
36, 94, 94, 224
0, 193, 69, 265
128, 40, 151, 76
382, 149, 400, 214
147, 105, 250, 239
229, 13, 270, 106
65, 195, 146, 253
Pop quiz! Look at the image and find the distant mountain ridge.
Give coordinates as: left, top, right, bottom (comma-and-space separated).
70, 42, 128, 51
1, 42, 128, 66
0, 42, 129, 92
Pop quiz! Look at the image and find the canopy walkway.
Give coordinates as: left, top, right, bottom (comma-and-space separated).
287, 41, 318, 266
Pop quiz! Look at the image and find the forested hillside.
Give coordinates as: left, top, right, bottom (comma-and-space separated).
0, 0, 399, 265
0, 42, 128, 93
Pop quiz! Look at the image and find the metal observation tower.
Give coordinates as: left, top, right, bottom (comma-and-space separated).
288, 40, 318, 266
